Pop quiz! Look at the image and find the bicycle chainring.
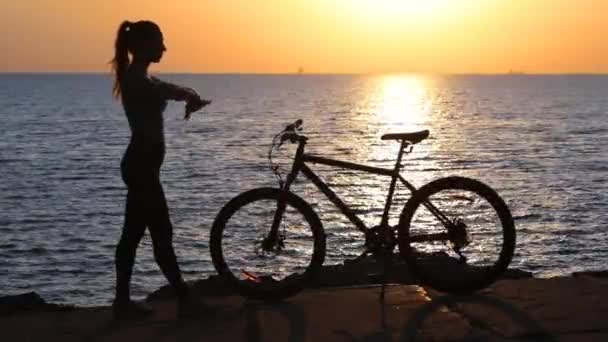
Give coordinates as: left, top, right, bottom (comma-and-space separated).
365, 225, 397, 258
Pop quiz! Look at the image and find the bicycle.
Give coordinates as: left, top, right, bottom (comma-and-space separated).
210, 119, 516, 300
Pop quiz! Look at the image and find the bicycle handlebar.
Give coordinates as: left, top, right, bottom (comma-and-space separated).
279, 119, 306, 144
269, 119, 305, 187
284, 119, 303, 133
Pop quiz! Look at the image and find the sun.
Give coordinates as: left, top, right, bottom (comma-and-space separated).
350, 0, 457, 24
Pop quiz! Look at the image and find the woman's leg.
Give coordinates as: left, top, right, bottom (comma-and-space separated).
145, 176, 189, 299
115, 189, 147, 303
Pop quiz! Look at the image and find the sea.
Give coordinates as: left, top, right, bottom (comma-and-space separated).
0, 74, 606, 306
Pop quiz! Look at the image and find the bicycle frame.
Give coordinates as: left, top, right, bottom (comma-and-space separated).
279, 138, 452, 237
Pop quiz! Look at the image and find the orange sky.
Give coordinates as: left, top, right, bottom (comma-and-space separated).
1, 0, 607, 74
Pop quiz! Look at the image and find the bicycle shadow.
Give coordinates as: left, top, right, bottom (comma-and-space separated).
399, 293, 557, 342
241, 300, 308, 342
333, 301, 392, 342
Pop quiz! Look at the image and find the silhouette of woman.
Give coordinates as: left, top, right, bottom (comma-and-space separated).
110, 20, 210, 319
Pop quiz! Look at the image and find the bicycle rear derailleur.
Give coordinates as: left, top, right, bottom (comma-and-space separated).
448, 218, 470, 263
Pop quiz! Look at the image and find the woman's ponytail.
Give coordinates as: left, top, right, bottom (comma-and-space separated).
111, 21, 132, 99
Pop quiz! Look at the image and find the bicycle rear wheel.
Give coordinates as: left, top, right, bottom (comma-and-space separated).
398, 177, 516, 294
210, 187, 325, 300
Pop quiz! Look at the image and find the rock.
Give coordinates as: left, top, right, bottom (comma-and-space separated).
147, 274, 235, 301
501, 268, 533, 279
0, 292, 75, 316
0, 292, 46, 314
572, 270, 608, 278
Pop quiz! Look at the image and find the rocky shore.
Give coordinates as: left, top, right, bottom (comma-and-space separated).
146, 253, 533, 301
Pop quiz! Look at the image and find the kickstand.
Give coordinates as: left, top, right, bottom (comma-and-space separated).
379, 250, 393, 303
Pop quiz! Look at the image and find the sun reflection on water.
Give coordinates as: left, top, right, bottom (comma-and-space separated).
365, 75, 438, 175
375, 74, 431, 130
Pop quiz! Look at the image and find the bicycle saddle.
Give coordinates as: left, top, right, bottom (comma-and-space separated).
380, 130, 430, 144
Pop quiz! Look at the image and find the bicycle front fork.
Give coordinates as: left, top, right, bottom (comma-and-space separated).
262, 191, 289, 252
263, 142, 303, 252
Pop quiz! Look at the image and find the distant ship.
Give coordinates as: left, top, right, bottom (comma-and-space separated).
507, 69, 526, 75
297, 67, 304, 75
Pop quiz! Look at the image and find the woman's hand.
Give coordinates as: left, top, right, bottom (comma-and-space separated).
185, 95, 211, 120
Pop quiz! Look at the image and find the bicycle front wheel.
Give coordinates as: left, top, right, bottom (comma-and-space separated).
398, 177, 516, 294
210, 187, 325, 300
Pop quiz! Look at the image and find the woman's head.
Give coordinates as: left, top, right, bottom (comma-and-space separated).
111, 20, 166, 98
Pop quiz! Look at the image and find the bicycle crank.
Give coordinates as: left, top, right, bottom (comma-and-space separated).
365, 225, 397, 258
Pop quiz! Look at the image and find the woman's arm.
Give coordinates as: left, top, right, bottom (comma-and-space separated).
150, 76, 198, 102
150, 76, 211, 119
